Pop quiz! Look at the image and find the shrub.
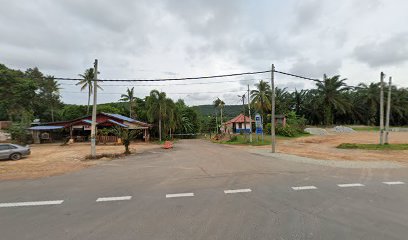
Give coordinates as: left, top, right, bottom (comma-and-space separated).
8, 123, 32, 144
228, 135, 238, 142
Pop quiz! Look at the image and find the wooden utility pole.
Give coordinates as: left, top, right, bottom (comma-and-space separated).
271, 64, 276, 153
248, 84, 252, 143
240, 94, 247, 137
385, 76, 392, 144
379, 72, 385, 145
90, 59, 98, 157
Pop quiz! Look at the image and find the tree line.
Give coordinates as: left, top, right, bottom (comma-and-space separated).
246, 75, 408, 127
0, 64, 200, 141
1, 62, 407, 139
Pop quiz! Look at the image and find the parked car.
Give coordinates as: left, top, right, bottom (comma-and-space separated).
0, 144, 31, 160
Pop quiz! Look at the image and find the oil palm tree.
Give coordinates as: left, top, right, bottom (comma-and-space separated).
76, 68, 102, 115
213, 97, 225, 132
146, 90, 167, 141
250, 80, 271, 127
120, 87, 136, 118
316, 74, 351, 125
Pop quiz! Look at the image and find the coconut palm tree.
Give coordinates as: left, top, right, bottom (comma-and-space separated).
315, 74, 351, 125
250, 80, 271, 127
146, 90, 167, 141
76, 68, 102, 115
120, 87, 136, 118
213, 97, 225, 133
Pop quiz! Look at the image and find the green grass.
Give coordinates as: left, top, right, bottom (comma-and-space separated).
217, 133, 310, 146
337, 143, 408, 150
349, 126, 380, 131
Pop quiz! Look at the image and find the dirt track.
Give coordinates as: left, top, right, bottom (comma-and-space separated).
0, 142, 160, 180
271, 131, 408, 162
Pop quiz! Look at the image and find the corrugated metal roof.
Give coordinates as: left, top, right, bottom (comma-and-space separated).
102, 112, 136, 123
225, 114, 253, 124
82, 119, 93, 124
28, 126, 65, 130
107, 119, 129, 128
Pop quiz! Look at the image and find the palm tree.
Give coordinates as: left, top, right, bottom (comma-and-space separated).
355, 82, 380, 125
76, 68, 102, 115
120, 87, 136, 118
213, 97, 225, 133
315, 74, 351, 125
146, 90, 167, 141
250, 80, 271, 127
292, 89, 308, 116
43, 76, 61, 122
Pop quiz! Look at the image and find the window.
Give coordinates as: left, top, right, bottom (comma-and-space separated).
0, 145, 11, 150
239, 123, 242, 128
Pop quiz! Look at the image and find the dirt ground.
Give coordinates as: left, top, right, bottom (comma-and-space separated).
266, 131, 408, 162
0, 142, 160, 181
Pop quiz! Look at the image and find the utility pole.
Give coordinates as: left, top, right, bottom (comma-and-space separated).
248, 84, 252, 143
271, 64, 276, 153
379, 72, 384, 145
385, 76, 392, 144
239, 94, 247, 136
90, 59, 98, 157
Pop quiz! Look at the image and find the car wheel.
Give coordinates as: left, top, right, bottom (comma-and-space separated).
10, 153, 22, 160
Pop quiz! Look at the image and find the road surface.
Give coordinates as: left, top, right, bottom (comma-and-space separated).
1, 139, 408, 240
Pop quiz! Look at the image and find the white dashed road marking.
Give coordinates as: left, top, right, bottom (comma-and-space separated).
291, 186, 317, 191
166, 193, 194, 198
383, 181, 405, 185
0, 200, 64, 208
337, 183, 365, 188
224, 189, 252, 194
96, 196, 132, 202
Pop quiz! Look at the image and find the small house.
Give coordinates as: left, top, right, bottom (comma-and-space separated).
223, 114, 253, 134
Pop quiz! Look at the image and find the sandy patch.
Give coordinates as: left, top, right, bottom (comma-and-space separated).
0, 142, 160, 180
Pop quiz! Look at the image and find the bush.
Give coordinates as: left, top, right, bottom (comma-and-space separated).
228, 135, 238, 142
8, 123, 32, 144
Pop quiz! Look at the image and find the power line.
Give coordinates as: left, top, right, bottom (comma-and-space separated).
59, 78, 265, 87
60, 90, 247, 95
52, 70, 272, 82
274, 70, 320, 82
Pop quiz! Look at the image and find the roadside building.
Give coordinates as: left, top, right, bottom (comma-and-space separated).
223, 114, 253, 134
223, 114, 286, 134
28, 112, 152, 144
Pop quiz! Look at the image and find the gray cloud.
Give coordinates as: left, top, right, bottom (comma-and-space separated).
0, 0, 407, 105
289, 58, 342, 79
353, 33, 408, 68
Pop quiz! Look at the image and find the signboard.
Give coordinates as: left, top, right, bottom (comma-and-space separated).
255, 114, 263, 134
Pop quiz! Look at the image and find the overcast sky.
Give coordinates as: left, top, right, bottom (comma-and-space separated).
1, 0, 407, 105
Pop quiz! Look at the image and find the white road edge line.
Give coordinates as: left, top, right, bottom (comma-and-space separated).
0, 200, 64, 208
96, 196, 132, 202
166, 193, 194, 198
224, 189, 252, 194
337, 183, 365, 188
383, 181, 405, 185
291, 186, 317, 191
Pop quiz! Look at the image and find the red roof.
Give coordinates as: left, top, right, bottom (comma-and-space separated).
225, 114, 253, 124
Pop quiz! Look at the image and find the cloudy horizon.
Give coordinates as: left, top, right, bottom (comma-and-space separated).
1, 0, 407, 106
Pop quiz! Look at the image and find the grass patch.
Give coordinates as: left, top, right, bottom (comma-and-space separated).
349, 126, 380, 131
218, 133, 310, 146
337, 143, 408, 150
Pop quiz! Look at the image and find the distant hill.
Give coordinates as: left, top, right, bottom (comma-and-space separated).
192, 105, 244, 118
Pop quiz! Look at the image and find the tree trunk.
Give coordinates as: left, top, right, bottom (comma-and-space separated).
220, 108, 223, 133
129, 100, 132, 118
159, 115, 162, 142
124, 143, 130, 154
51, 106, 54, 122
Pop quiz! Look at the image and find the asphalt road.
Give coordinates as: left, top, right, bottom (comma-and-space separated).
1, 139, 408, 240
